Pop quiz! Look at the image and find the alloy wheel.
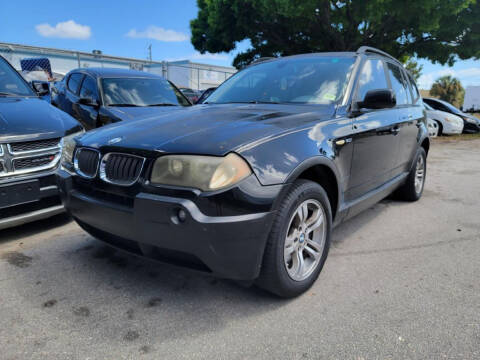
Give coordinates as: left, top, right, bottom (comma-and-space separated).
414, 155, 425, 194
284, 199, 326, 281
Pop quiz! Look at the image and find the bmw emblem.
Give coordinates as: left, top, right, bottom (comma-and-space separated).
299, 233, 305, 243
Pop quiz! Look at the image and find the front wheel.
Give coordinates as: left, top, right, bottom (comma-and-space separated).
396, 148, 427, 201
256, 180, 332, 298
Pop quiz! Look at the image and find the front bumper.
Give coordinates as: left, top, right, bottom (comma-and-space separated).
0, 172, 63, 230
442, 122, 463, 135
58, 171, 283, 280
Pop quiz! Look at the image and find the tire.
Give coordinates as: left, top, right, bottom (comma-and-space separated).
256, 180, 332, 298
395, 148, 427, 201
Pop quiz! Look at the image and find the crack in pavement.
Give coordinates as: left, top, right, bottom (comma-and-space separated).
331, 235, 479, 257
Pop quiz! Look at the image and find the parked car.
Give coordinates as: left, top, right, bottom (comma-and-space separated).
427, 118, 439, 137
423, 97, 480, 133
57, 47, 429, 297
0, 55, 83, 230
423, 102, 463, 135
196, 87, 216, 104
179, 87, 201, 103
51, 68, 191, 130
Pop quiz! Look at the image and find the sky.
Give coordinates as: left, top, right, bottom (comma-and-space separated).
1, 0, 478, 90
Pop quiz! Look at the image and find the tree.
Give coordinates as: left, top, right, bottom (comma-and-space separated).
191, 0, 480, 68
403, 58, 423, 82
430, 75, 465, 108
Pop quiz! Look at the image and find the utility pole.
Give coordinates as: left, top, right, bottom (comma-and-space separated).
148, 44, 152, 62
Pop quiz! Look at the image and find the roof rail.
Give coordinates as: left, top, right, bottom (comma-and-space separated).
357, 46, 401, 64
249, 57, 276, 66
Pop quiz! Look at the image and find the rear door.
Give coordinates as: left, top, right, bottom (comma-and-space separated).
347, 57, 400, 201
385, 62, 421, 174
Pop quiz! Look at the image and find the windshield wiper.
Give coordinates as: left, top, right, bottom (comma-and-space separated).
108, 104, 142, 107
207, 100, 280, 105
0, 92, 22, 97
148, 103, 177, 106
247, 100, 280, 104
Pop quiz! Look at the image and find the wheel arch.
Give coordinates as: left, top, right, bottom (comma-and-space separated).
284, 157, 341, 222
420, 136, 430, 155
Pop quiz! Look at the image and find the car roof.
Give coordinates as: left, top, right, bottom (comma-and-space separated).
247, 49, 404, 70
69, 67, 163, 79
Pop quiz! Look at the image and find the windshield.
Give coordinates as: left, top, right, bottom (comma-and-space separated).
437, 99, 464, 115
0, 58, 35, 96
423, 102, 433, 111
101, 77, 191, 107
206, 56, 356, 105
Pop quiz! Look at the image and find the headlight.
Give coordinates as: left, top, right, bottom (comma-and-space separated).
61, 130, 85, 169
150, 153, 252, 191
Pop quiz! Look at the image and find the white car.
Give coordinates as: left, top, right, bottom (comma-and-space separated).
424, 102, 464, 135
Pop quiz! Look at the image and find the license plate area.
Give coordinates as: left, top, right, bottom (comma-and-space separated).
0, 180, 40, 209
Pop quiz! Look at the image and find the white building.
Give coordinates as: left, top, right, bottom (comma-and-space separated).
0, 42, 236, 90
463, 86, 480, 112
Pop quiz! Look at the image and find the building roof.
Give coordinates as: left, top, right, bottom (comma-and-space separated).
73, 67, 164, 78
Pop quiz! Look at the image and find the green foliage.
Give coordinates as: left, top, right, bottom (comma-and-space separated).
191, 0, 480, 68
430, 75, 465, 107
404, 58, 423, 82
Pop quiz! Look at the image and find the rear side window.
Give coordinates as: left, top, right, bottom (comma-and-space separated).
356, 59, 388, 101
386, 63, 408, 105
79, 76, 98, 100
407, 73, 420, 101
67, 73, 84, 94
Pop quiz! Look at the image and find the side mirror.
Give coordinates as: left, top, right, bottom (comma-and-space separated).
31, 81, 50, 96
358, 89, 396, 110
78, 97, 99, 107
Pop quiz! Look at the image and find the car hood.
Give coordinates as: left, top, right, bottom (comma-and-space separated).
426, 109, 463, 124
104, 105, 184, 122
79, 103, 335, 156
0, 96, 82, 142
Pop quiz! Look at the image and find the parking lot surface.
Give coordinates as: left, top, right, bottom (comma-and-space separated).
1, 139, 479, 360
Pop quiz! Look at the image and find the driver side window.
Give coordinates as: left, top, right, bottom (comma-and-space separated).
79, 76, 98, 100
356, 59, 388, 102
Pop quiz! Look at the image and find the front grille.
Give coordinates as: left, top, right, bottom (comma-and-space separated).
100, 153, 145, 186
9, 138, 61, 153
0, 138, 61, 178
74, 148, 100, 178
14, 154, 57, 170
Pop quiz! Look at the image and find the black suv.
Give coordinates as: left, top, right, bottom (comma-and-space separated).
0, 56, 83, 230
58, 47, 429, 297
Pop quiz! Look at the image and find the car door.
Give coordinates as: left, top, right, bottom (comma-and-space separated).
397, 71, 424, 172
76, 75, 100, 129
63, 72, 85, 121
383, 62, 417, 176
346, 57, 401, 201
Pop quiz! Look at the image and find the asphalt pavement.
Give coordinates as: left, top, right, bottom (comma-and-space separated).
0, 138, 479, 360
